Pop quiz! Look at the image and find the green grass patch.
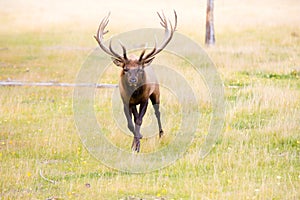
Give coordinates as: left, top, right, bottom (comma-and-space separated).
231, 109, 277, 130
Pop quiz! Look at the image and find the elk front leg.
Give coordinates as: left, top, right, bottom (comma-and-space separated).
135, 101, 148, 138
131, 105, 142, 152
124, 104, 140, 152
131, 101, 148, 152
123, 104, 134, 134
131, 106, 141, 138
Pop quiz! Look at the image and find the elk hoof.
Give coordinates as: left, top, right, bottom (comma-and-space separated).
159, 130, 164, 138
131, 137, 141, 153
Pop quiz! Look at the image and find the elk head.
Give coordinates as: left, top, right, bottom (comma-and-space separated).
94, 11, 177, 88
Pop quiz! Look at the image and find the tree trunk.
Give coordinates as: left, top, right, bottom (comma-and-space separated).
205, 0, 215, 46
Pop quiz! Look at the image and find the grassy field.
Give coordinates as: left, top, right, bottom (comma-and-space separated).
0, 0, 299, 199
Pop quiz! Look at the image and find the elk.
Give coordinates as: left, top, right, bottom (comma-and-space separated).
94, 11, 177, 152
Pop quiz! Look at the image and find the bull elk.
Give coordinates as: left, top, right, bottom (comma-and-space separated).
94, 11, 177, 152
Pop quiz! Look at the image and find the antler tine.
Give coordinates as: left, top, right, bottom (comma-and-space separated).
157, 11, 168, 29
94, 12, 125, 61
97, 12, 110, 40
139, 49, 146, 62
140, 37, 157, 61
168, 18, 174, 33
119, 41, 128, 60
140, 11, 177, 62
173, 10, 178, 30
108, 40, 123, 60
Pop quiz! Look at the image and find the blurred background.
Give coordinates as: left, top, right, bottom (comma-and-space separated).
1, 0, 299, 39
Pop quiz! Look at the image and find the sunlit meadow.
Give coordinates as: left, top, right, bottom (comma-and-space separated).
0, 0, 299, 199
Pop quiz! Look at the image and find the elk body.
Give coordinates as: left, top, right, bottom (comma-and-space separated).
94, 11, 177, 152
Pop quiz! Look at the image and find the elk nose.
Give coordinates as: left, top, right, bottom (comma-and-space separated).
129, 78, 137, 83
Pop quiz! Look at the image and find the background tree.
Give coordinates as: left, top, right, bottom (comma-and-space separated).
205, 0, 215, 45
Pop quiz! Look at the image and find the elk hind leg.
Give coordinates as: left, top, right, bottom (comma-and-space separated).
150, 94, 164, 137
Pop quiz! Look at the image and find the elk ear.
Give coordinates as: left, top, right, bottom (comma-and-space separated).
111, 57, 124, 67
143, 57, 155, 68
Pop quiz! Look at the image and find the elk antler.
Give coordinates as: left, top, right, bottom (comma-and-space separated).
139, 10, 177, 63
94, 12, 128, 62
